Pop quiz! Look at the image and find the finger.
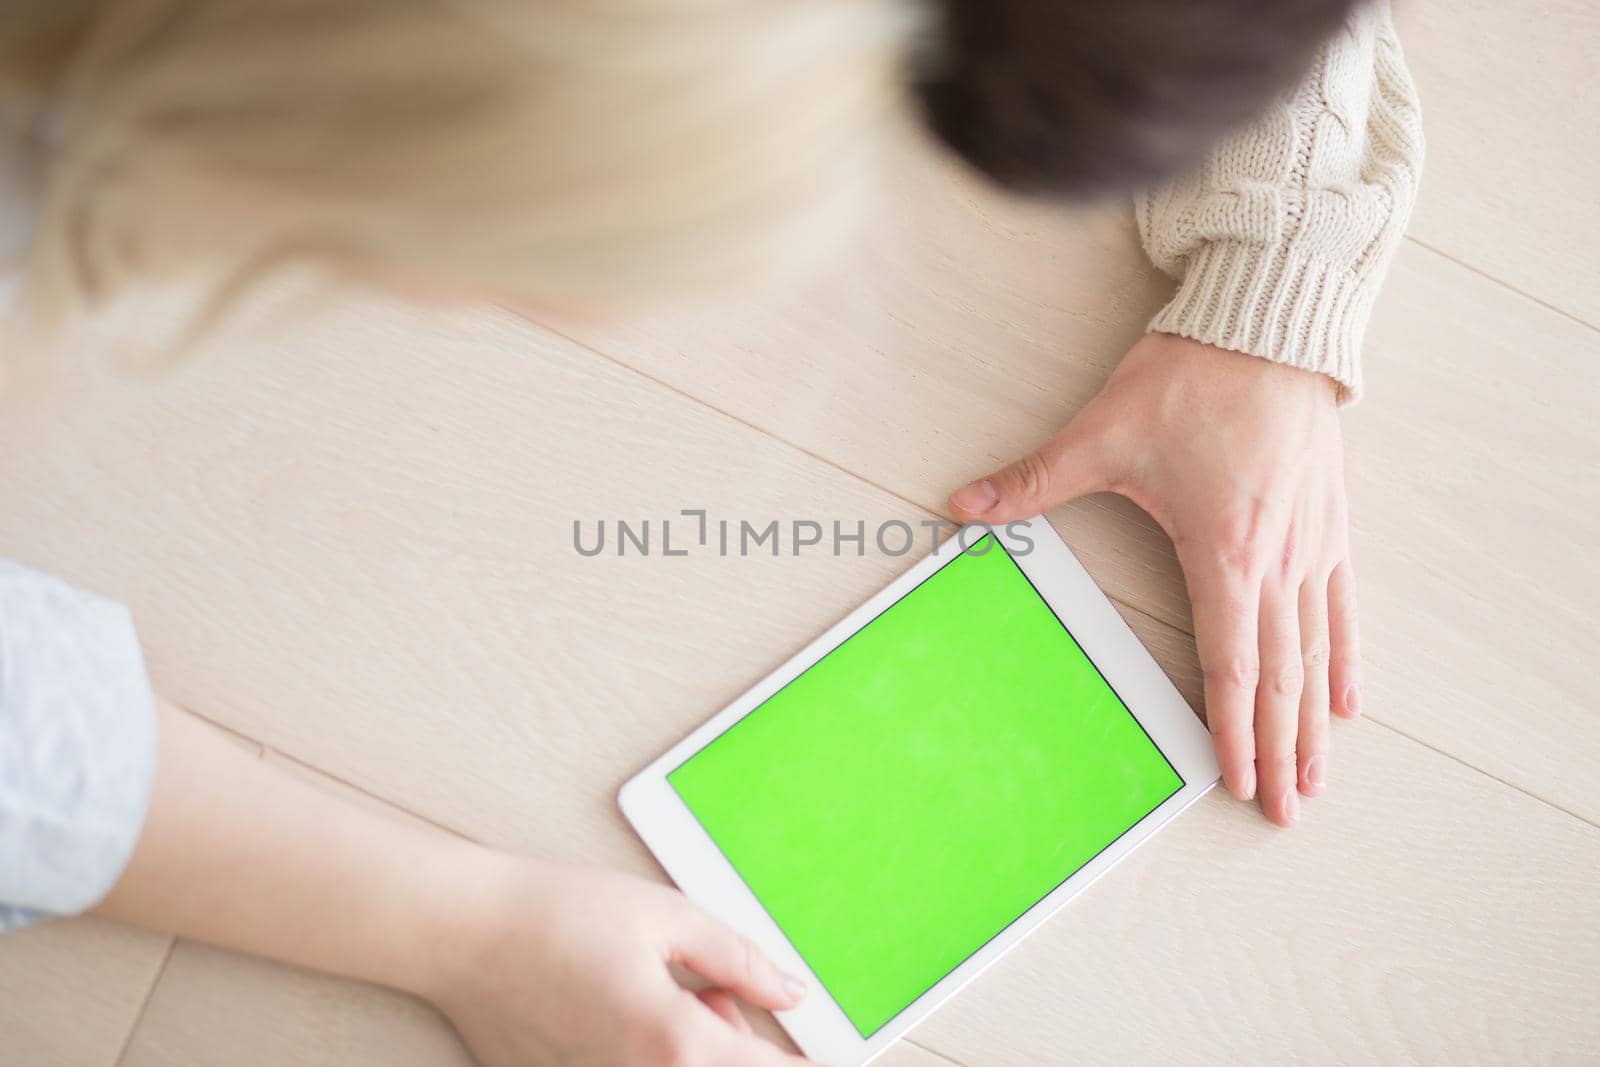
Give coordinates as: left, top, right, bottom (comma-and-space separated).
710, 1021, 814, 1067
698, 988, 751, 1033
1256, 582, 1304, 827
668, 909, 806, 1012
663, 1008, 813, 1067
1328, 559, 1362, 719
1297, 576, 1332, 798
948, 421, 1112, 523
1185, 564, 1260, 802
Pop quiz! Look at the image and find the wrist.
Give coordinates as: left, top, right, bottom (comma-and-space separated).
403, 845, 549, 1006
365, 834, 512, 1001
1140, 332, 1340, 406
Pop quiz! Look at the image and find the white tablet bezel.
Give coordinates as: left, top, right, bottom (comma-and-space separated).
618, 517, 1218, 1066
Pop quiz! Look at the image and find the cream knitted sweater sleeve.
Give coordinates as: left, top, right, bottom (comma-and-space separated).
1135, 0, 1424, 401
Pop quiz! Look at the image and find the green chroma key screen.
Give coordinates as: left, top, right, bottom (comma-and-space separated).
668, 535, 1183, 1037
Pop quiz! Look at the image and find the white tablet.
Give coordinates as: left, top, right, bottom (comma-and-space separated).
619, 517, 1218, 1066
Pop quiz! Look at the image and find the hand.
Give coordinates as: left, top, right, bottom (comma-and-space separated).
949, 333, 1360, 827
428, 857, 812, 1067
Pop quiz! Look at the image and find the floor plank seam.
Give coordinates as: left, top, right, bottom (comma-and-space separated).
514, 311, 1193, 638
905, 1037, 973, 1067
171, 701, 264, 754
1401, 235, 1599, 334
522, 314, 949, 511
1105, 597, 1600, 831
111, 936, 176, 1067
264, 745, 480, 843
173, 702, 482, 844
1363, 716, 1600, 832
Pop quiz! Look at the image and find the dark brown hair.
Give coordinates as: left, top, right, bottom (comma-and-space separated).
919, 0, 1361, 196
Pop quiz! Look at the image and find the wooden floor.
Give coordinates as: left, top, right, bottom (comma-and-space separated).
2, 2, 1597, 1063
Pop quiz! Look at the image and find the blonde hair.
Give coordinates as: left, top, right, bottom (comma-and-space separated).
4, 0, 914, 334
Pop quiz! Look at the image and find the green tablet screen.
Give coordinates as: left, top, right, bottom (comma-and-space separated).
668, 535, 1183, 1037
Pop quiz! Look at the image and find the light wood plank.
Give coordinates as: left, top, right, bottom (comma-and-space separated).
1393, 0, 1600, 325
119, 942, 470, 1067
1348, 244, 1599, 821
0, 919, 170, 1067
874, 1044, 964, 1067
546, 146, 1600, 821
0, 296, 929, 866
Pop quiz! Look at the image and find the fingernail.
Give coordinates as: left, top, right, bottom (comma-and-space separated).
951, 478, 999, 516
1304, 755, 1326, 795
1345, 683, 1362, 715
1236, 764, 1256, 802
781, 973, 807, 1002
1282, 788, 1300, 826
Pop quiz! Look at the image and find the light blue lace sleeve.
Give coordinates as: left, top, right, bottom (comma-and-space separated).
0, 562, 157, 931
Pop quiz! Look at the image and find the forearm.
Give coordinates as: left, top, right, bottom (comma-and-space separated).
92, 697, 491, 999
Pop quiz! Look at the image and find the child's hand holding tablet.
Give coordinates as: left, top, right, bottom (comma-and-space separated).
622, 517, 1219, 1065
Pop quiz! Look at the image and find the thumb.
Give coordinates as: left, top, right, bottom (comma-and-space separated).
668, 908, 807, 1013
949, 420, 1112, 523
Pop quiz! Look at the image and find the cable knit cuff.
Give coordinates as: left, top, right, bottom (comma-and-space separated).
1146, 239, 1377, 403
